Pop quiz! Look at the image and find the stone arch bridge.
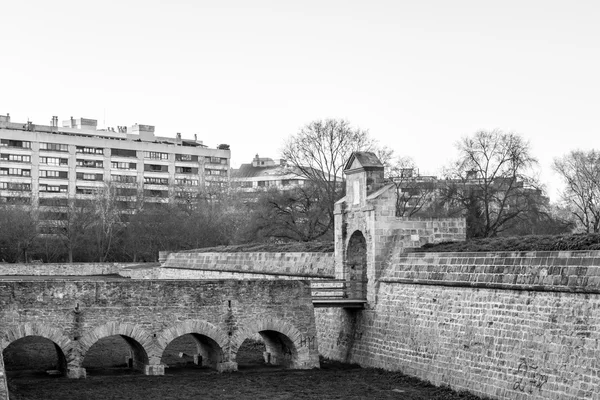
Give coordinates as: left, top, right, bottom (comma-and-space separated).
0, 279, 319, 387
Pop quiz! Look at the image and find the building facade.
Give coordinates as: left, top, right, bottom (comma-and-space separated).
230, 154, 309, 192
0, 114, 230, 210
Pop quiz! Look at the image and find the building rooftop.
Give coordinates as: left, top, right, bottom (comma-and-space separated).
0, 113, 228, 151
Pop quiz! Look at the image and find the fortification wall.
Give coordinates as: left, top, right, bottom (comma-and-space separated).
316, 250, 600, 400
0, 353, 6, 400
160, 252, 335, 278
0, 263, 136, 276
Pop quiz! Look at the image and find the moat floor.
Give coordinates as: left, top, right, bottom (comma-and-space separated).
6, 362, 486, 400
4, 336, 487, 400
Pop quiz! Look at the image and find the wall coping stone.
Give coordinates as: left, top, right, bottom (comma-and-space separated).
385, 249, 600, 293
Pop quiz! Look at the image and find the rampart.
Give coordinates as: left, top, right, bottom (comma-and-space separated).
0, 263, 135, 276
124, 252, 335, 280
316, 250, 600, 400
162, 252, 335, 277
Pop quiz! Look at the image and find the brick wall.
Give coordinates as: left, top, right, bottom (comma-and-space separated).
161, 252, 335, 278
316, 250, 600, 400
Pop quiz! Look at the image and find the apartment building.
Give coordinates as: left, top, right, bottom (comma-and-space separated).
0, 114, 230, 210
230, 154, 310, 192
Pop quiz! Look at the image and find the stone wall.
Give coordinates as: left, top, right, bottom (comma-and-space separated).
161, 252, 335, 278
316, 250, 600, 400
0, 278, 320, 399
0, 263, 136, 276
125, 267, 332, 281
0, 352, 6, 400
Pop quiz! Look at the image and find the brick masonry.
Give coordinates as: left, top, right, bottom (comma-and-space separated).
0, 279, 320, 399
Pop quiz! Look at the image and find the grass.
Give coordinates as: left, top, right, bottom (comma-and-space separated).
4, 337, 489, 400
415, 233, 600, 253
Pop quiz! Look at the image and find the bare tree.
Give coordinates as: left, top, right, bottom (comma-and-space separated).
41, 198, 96, 263
281, 119, 383, 235
553, 150, 600, 233
91, 184, 124, 261
442, 129, 542, 237
387, 156, 437, 217
0, 204, 38, 262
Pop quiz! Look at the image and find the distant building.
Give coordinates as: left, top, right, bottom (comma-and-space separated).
0, 113, 230, 211
230, 154, 310, 192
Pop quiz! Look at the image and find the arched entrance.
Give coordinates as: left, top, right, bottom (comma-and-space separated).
161, 333, 224, 370
82, 334, 149, 375
2, 336, 68, 375
345, 230, 367, 299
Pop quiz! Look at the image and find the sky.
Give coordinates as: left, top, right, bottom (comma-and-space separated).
1, 0, 599, 201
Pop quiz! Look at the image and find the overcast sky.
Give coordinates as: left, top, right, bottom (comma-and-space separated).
1, 0, 599, 201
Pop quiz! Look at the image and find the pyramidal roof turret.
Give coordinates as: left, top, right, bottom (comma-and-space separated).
344, 151, 384, 174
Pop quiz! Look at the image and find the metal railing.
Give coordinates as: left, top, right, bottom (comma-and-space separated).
310, 279, 367, 300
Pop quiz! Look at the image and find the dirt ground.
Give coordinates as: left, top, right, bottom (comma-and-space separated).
4, 336, 487, 400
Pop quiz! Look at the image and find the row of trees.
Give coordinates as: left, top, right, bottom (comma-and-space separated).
0, 119, 595, 262
272, 122, 578, 239
0, 189, 252, 263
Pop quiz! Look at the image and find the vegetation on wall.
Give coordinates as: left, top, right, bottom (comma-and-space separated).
416, 233, 600, 253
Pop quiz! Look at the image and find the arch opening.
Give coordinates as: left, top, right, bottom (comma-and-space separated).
2, 336, 67, 377
346, 230, 367, 299
82, 335, 148, 376
161, 333, 223, 371
235, 330, 297, 370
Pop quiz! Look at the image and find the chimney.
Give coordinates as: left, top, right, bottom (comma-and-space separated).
194, 134, 197, 142
176, 132, 181, 140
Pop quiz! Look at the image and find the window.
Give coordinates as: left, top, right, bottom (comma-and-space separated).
40, 157, 68, 166
175, 166, 198, 174
144, 151, 168, 160
257, 181, 266, 187
117, 201, 136, 210
144, 164, 168, 172
40, 211, 68, 221
0, 154, 31, 163
76, 172, 103, 181
144, 189, 168, 198
175, 178, 198, 186
40, 142, 68, 152
39, 184, 67, 193
176, 154, 198, 162
111, 148, 137, 157
76, 146, 104, 154
40, 170, 68, 179
144, 177, 169, 185
0, 196, 30, 205
0, 168, 30, 176
205, 168, 227, 176
111, 161, 137, 170
76, 186, 98, 195
39, 198, 69, 206
116, 187, 137, 197
0, 139, 31, 148
111, 174, 137, 183
175, 191, 199, 199
0, 182, 31, 191
76, 159, 103, 168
